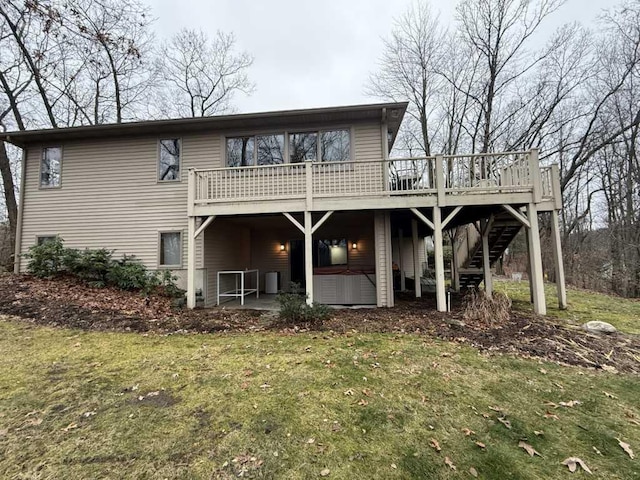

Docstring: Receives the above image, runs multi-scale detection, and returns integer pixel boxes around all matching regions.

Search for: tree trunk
[0,142,18,263]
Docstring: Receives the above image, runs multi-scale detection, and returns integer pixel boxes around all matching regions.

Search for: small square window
[158,139,181,181]
[37,236,57,246]
[159,231,182,267]
[40,147,62,187]
[321,129,350,162]
[289,132,317,163]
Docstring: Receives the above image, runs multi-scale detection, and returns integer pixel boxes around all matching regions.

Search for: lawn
[496,279,640,335]
[0,316,638,479]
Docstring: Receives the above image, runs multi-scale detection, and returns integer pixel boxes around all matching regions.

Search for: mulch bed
[1,274,639,374]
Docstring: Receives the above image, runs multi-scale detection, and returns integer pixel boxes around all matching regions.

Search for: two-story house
[4,102,566,315]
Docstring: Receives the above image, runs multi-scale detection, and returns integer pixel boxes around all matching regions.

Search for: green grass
[496,280,640,335]
[0,317,638,479]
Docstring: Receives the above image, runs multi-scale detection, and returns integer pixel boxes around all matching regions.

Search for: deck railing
[191,150,553,204]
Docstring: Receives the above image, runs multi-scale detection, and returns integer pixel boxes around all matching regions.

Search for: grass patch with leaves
[496,279,640,335]
[0,316,638,479]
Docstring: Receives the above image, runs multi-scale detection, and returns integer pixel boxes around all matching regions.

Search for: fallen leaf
[497,416,512,429]
[534,430,544,436]
[62,422,78,432]
[562,457,592,474]
[462,428,475,436]
[307,438,315,444]
[444,456,456,471]
[83,411,96,418]
[539,368,548,374]
[390,463,397,469]
[518,441,542,457]
[25,418,42,426]
[559,400,581,408]
[357,399,368,406]
[488,406,502,412]
[320,468,330,476]
[617,439,635,459]
[603,391,617,399]
[593,446,602,456]
[544,411,559,420]
[430,438,441,452]
[469,466,478,477]
[344,389,354,396]
[475,441,486,449]
[362,388,372,397]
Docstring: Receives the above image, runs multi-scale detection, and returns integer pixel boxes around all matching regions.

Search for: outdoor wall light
[352,242,358,250]
[280,243,286,251]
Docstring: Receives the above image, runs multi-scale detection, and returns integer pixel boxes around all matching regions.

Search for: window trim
[157,138,183,183]
[39,146,63,189]
[157,230,183,269]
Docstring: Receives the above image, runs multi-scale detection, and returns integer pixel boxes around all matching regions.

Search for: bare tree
[154,29,254,118]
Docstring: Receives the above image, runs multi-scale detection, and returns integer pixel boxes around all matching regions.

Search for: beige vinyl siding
[250,227,295,293]
[392,237,427,278]
[19,134,219,277]
[202,219,251,307]
[353,123,383,163]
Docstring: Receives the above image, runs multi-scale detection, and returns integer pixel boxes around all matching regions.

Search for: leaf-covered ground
[2,274,639,374]
[0,316,638,479]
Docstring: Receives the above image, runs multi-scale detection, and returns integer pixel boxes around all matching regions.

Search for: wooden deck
[188,150,560,216]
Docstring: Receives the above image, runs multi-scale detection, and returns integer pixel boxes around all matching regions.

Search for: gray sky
[150,0,607,113]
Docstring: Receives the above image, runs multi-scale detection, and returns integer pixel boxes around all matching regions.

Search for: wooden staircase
[456,213,522,289]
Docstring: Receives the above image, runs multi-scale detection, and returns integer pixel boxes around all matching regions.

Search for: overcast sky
[149,0,607,114]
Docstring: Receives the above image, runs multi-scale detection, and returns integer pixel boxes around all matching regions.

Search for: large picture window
[320,129,350,162]
[158,139,181,181]
[257,134,285,165]
[159,231,182,267]
[226,136,255,167]
[40,147,62,188]
[289,132,317,163]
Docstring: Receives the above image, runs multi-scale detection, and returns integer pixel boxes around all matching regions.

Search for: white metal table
[217,269,259,306]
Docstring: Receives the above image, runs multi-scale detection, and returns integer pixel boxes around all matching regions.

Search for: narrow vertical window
[321,129,350,162]
[158,139,181,181]
[40,147,62,187]
[289,132,317,163]
[226,137,255,166]
[159,231,182,267]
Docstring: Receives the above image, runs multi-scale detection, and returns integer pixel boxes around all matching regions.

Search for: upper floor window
[289,132,317,163]
[40,147,62,188]
[321,129,350,162]
[158,139,181,181]
[227,134,285,166]
[225,129,352,166]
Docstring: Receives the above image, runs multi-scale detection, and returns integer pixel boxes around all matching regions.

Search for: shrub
[107,255,151,291]
[23,237,66,278]
[23,238,183,299]
[276,283,331,327]
[462,289,512,326]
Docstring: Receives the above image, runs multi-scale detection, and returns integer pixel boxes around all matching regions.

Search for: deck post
[187,215,197,309]
[526,203,546,315]
[398,228,405,291]
[304,210,313,305]
[450,231,460,291]
[433,206,446,312]
[481,219,493,297]
[550,209,567,309]
[412,219,421,298]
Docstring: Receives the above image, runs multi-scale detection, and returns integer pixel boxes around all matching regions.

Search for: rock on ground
[582,320,617,334]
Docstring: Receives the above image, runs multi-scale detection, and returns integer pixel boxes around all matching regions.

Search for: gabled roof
[1,102,408,149]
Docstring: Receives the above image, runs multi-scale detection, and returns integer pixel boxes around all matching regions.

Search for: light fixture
[352,242,358,250]
[280,242,286,251]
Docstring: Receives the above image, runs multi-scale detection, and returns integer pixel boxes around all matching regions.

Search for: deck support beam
[433,206,446,312]
[398,228,405,291]
[481,216,494,297]
[304,211,314,305]
[412,219,421,298]
[526,203,546,315]
[550,209,567,309]
[187,215,197,309]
